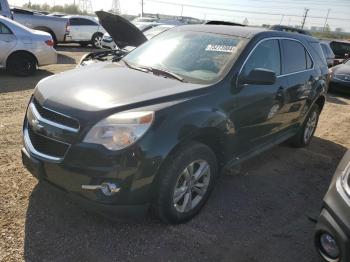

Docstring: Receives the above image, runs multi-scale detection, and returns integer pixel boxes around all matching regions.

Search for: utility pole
[279,14,284,25]
[180,4,183,17]
[323,9,331,31]
[301,8,309,29]
[141,0,144,17]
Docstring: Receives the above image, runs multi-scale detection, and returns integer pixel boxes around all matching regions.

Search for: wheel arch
[6,50,38,67]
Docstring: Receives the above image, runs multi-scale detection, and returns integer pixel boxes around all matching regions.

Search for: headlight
[341,162,350,196]
[83,111,154,151]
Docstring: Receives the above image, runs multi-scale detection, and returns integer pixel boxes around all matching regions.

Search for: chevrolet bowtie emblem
[31,119,44,132]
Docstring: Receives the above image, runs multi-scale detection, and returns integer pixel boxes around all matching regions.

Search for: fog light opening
[319,232,340,261]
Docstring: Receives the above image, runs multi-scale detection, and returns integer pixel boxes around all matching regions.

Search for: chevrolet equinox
[22,25,328,224]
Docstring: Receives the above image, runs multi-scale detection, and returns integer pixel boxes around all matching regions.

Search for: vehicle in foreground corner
[328,59,350,95]
[22,24,328,224]
[0,16,57,76]
[315,150,350,262]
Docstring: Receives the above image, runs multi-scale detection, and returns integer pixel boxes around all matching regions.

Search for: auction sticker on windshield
[205,45,235,52]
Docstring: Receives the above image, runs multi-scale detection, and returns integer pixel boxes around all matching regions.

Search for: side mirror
[241,68,276,85]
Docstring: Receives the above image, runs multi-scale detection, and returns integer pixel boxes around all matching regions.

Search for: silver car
[63,15,106,48]
[0,16,57,76]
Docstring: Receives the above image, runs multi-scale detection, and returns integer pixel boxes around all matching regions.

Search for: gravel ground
[0,46,349,262]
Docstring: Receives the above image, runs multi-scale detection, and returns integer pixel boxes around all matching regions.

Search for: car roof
[174,24,317,42]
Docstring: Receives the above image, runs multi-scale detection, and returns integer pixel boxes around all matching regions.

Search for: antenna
[111,0,121,14]
[78,0,93,14]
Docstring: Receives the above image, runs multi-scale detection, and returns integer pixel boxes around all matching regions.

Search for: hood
[333,63,350,75]
[95,11,147,48]
[34,62,206,114]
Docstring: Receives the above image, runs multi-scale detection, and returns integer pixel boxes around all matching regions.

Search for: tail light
[66,21,70,35]
[45,40,54,47]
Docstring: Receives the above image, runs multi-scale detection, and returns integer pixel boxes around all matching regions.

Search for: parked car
[0,16,57,76]
[320,42,335,68]
[0,0,69,45]
[327,40,350,63]
[63,15,105,48]
[22,24,328,224]
[101,20,161,49]
[315,150,350,262]
[270,25,312,36]
[328,59,350,95]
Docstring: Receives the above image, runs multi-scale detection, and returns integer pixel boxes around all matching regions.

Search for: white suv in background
[64,15,106,48]
[0,16,57,76]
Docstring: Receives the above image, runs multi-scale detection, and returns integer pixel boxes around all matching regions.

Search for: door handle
[0,40,11,43]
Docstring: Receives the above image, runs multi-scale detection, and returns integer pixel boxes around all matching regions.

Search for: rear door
[0,21,16,66]
[234,38,289,153]
[280,39,316,127]
[69,18,98,41]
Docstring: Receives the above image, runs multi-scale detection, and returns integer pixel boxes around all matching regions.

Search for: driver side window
[243,39,281,76]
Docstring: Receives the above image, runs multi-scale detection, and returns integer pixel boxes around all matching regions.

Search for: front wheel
[152,142,218,224]
[289,104,320,147]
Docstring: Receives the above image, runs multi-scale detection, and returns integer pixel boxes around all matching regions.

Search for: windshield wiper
[149,67,184,82]
[123,60,184,82]
[122,59,150,73]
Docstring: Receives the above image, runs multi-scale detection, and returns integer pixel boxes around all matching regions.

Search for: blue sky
[10,0,350,31]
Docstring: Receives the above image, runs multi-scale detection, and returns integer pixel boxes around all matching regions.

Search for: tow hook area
[81,182,120,196]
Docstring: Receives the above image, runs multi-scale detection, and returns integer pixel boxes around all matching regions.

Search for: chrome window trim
[236,36,316,87]
[30,102,79,133]
[23,127,67,162]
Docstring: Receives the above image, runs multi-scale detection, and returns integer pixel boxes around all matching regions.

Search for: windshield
[124,30,243,84]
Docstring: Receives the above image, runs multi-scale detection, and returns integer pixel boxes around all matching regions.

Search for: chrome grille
[27,124,70,159]
[32,98,80,130]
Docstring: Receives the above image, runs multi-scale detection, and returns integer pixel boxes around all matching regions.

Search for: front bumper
[315,178,350,261]
[329,78,350,95]
[22,146,151,219]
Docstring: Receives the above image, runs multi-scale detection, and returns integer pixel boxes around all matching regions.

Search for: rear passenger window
[243,39,281,76]
[282,40,312,73]
[0,23,12,34]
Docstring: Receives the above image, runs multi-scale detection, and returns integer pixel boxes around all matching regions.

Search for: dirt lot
[0,46,349,262]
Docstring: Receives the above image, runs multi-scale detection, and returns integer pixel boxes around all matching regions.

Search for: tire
[7,52,37,76]
[152,141,218,224]
[91,33,103,48]
[288,104,320,147]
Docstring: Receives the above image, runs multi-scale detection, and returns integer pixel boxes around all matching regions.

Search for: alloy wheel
[173,160,211,213]
[304,111,317,143]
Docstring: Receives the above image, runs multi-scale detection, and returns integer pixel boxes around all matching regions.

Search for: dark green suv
[22,25,328,224]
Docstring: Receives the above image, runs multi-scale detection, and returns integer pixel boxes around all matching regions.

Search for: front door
[231,39,289,154]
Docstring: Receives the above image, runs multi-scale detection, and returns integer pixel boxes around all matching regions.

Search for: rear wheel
[7,52,37,76]
[91,33,103,48]
[289,104,320,147]
[152,142,218,224]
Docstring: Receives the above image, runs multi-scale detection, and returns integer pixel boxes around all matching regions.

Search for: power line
[146,0,350,21]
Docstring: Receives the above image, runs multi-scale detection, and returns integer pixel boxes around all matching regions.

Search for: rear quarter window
[282,39,312,74]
